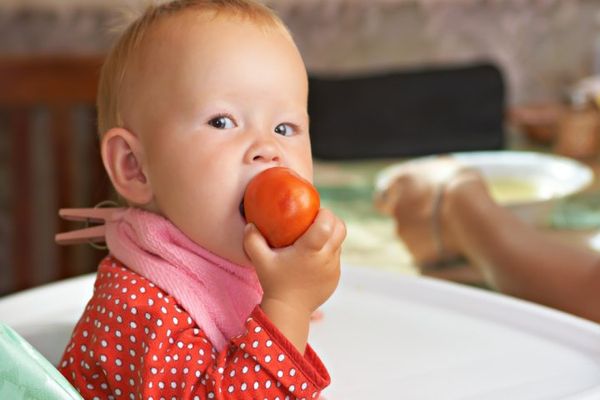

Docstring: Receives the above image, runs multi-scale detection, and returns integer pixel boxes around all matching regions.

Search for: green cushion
[0,322,82,400]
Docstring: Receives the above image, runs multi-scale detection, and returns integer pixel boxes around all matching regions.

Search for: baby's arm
[243,208,346,353]
[60,261,334,399]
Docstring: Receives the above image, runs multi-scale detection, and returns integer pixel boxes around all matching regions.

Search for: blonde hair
[97,0,289,136]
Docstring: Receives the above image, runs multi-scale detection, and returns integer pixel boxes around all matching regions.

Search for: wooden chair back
[0,55,112,295]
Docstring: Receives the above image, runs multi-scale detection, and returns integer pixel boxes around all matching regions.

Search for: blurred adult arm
[376,159,600,323]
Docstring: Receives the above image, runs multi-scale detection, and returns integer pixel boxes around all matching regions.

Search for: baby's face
[124,11,312,267]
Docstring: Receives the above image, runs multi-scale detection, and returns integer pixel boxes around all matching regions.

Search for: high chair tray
[1,266,599,399]
[311,265,600,399]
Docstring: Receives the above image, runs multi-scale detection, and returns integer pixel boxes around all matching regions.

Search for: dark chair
[0,55,112,295]
[308,63,505,159]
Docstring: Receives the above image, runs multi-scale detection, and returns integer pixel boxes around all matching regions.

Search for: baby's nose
[245,137,281,164]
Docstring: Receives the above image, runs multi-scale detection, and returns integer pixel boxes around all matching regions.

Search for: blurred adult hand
[374,157,483,267]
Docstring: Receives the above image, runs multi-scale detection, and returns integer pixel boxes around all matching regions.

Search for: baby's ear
[101,127,153,206]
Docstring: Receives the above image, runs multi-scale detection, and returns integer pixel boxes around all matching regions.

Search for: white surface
[375,151,594,207]
[312,267,600,399]
[1,267,600,399]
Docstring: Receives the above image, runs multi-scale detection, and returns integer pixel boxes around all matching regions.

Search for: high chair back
[0,55,112,295]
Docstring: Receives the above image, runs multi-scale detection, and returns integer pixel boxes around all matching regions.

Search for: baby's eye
[274,123,294,137]
[208,115,235,129]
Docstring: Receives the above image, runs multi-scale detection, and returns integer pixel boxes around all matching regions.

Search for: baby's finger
[327,215,347,252]
[243,223,273,268]
[296,208,336,251]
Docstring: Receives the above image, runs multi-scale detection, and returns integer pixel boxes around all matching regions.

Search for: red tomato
[243,167,320,248]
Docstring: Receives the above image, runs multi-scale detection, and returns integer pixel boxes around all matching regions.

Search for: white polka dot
[302,382,308,390]
[171,381,177,389]
[171,367,177,374]
[254,326,262,333]
[277,370,284,378]
[290,368,296,377]
[115,374,122,382]
[148,299,154,306]
[278,354,285,362]
[242,366,249,374]
[253,381,259,390]
[130,321,137,329]
[115,358,122,366]
[156,319,163,327]
[228,385,234,393]
[265,380,272,389]
[252,340,259,348]
[266,340,273,347]
[264,355,271,363]
[172,317,178,325]
[254,364,261,373]
[241,382,247,391]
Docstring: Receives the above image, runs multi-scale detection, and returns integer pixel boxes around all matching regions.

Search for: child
[57,1,346,398]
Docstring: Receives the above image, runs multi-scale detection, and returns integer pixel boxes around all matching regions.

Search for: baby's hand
[243,208,345,351]
[244,208,346,314]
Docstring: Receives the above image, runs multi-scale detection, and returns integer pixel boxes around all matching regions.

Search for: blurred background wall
[2,0,600,295]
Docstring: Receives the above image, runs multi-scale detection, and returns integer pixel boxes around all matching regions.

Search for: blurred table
[313,155,600,286]
[313,159,418,274]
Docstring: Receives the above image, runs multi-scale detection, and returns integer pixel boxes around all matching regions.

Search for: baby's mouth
[239,199,246,220]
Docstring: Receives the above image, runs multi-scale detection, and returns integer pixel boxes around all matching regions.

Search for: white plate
[375,151,593,207]
[1,267,600,399]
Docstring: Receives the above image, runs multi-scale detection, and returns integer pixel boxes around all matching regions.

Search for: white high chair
[0,274,93,399]
[1,266,600,399]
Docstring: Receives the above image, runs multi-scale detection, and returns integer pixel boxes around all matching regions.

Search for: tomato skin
[244,167,320,248]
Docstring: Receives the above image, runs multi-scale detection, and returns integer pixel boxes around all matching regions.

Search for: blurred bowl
[376,151,594,225]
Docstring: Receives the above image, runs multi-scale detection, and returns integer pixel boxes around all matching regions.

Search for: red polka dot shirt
[59,257,330,399]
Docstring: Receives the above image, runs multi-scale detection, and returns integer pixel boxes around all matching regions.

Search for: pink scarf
[104,208,263,351]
